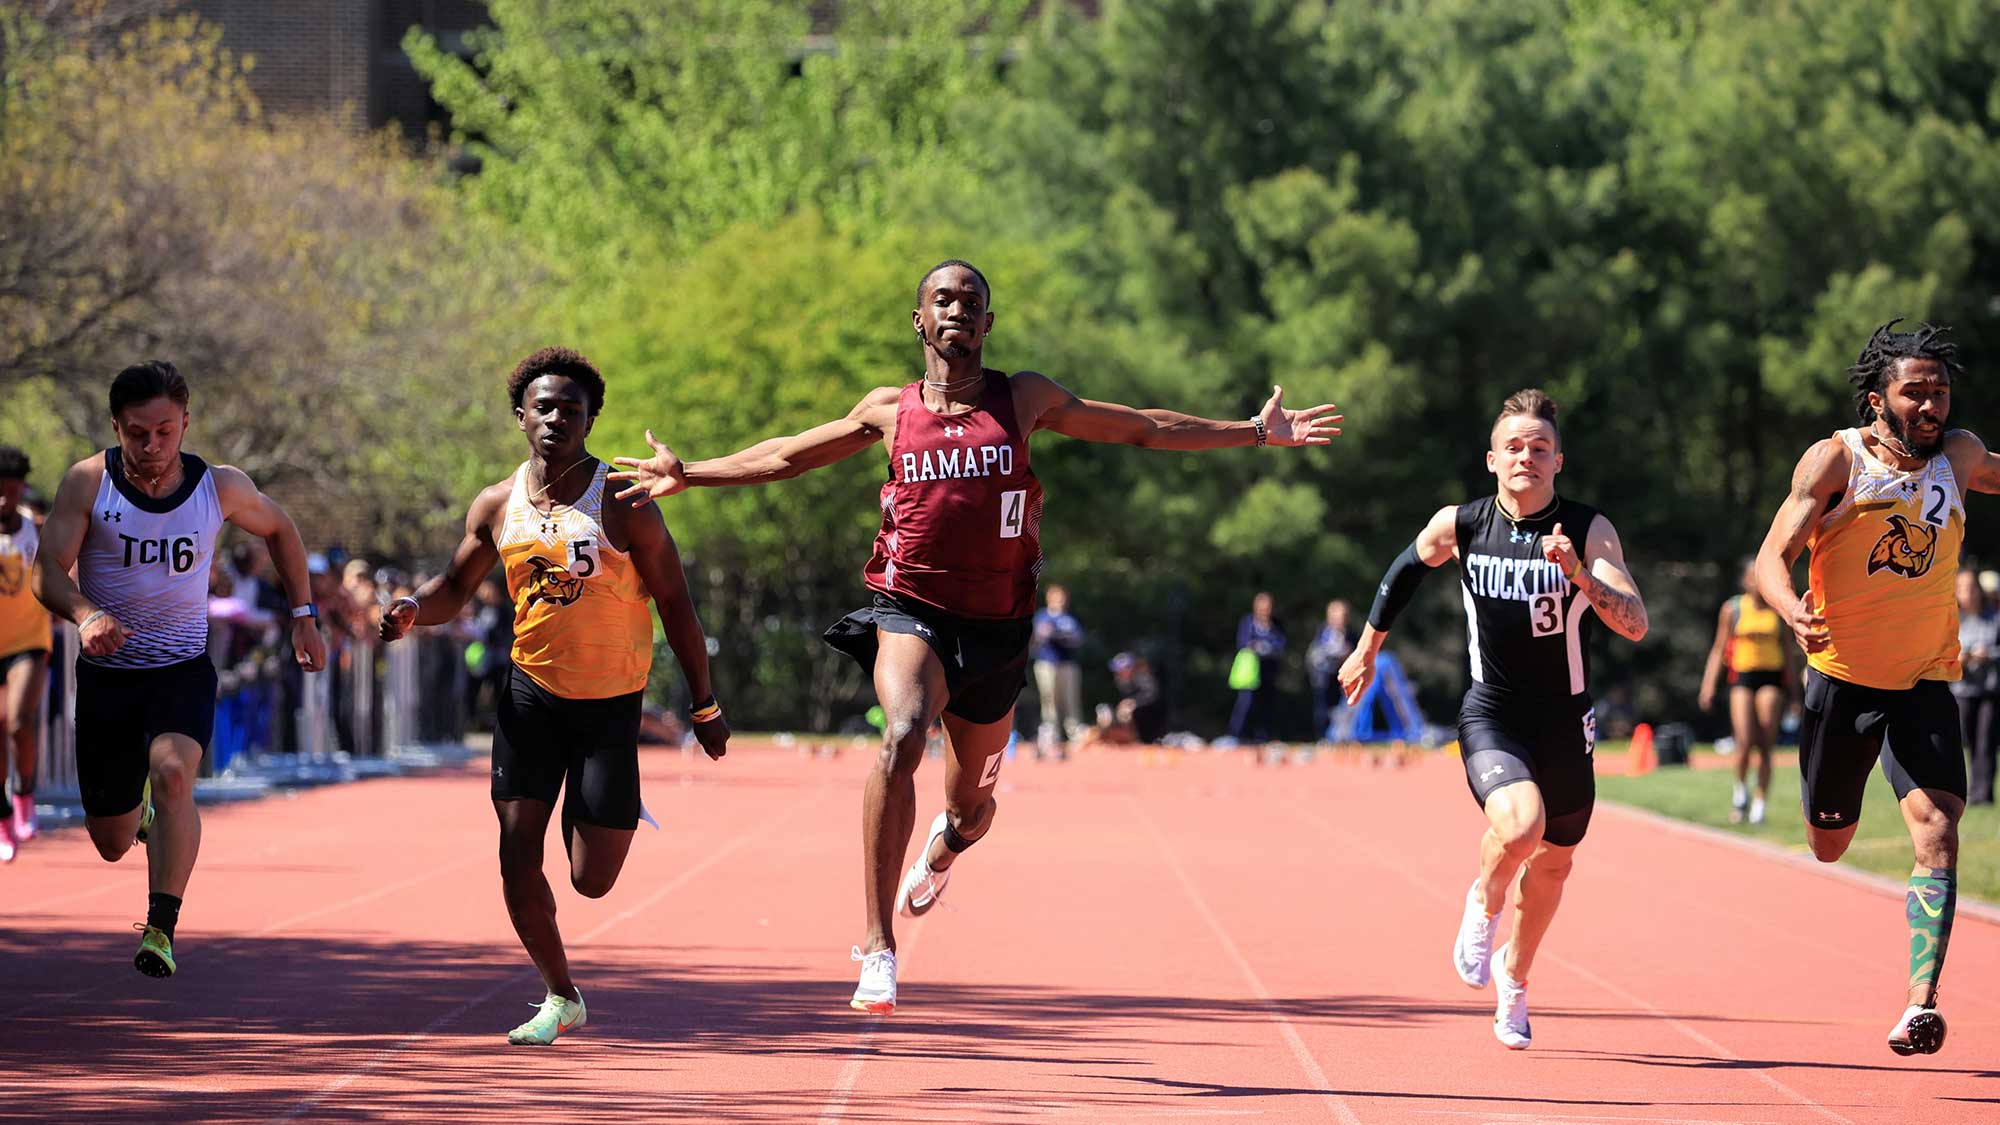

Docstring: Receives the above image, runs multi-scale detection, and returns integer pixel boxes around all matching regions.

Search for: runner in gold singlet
[1698,559,1793,825]
[1754,320,2000,1057]
[380,347,729,1046]
[0,447,51,858]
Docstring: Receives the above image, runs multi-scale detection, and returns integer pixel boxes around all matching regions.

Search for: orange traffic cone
[1627,722,1656,776]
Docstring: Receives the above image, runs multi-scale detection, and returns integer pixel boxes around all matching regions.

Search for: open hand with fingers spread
[608,430,689,501]
[1259,385,1343,447]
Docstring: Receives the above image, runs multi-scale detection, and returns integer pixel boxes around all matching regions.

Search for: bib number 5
[568,538,601,580]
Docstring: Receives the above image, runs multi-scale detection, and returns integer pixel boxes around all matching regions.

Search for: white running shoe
[1887,1003,1946,1056]
[850,946,897,1014]
[1748,796,1767,825]
[896,812,954,918]
[0,815,15,863]
[1492,944,1531,1049]
[507,988,586,1046]
[1453,881,1499,988]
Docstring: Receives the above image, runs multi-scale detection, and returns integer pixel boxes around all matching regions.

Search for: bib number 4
[1000,490,1026,539]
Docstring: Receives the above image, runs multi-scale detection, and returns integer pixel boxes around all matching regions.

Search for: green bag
[1228,647,1262,691]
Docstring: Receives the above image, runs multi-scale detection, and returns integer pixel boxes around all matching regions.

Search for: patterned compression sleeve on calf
[1907,868,1957,1007]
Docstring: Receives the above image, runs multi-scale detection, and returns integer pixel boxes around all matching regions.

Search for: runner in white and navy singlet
[34,360,325,980]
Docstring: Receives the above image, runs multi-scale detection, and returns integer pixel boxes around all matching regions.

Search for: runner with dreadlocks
[1753,319,1987,1055]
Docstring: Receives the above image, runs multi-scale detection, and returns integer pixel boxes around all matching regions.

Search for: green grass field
[1594,741,2000,904]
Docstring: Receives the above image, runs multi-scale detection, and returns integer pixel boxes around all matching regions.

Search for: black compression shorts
[1457,683,1597,847]
[1798,667,1964,830]
[75,655,217,818]
[491,667,644,830]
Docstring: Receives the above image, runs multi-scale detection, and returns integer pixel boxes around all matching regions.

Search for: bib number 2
[1530,593,1564,637]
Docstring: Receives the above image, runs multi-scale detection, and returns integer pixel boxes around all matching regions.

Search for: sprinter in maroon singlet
[611,261,1341,1013]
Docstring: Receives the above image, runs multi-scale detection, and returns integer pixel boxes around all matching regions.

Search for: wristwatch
[291,603,318,620]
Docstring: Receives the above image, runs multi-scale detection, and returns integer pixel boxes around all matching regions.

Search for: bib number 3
[1530,593,1564,637]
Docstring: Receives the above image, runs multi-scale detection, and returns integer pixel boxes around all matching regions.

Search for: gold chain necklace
[527,456,594,514]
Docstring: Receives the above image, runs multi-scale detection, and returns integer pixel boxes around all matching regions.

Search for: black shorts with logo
[491,666,644,830]
[1457,683,1598,847]
[75,655,217,818]
[824,592,1033,725]
[1798,667,1965,830]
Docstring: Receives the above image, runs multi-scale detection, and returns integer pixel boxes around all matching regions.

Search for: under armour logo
[103,509,121,523]
[541,521,558,536]
[914,624,933,637]
[942,425,967,438]
[1816,811,1842,822]
[1480,764,1505,782]
[1508,528,1535,545]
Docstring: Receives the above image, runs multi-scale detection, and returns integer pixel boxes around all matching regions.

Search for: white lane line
[1287,798,1850,1125]
[1131,796,1364,1125]
[815,915,928,1125]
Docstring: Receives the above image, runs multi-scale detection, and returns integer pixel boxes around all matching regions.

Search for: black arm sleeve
[1367,542,1435,632]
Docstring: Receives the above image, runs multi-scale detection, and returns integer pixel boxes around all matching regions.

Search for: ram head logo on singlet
[522,555,584,608]
[1867,514,1937,579]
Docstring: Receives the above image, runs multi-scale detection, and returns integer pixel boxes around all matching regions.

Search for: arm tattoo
[1574,567,1647,640]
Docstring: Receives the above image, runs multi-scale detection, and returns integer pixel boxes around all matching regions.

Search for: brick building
[182,0,488,139]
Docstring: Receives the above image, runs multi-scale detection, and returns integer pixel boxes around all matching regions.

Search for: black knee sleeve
[943,819,977,853]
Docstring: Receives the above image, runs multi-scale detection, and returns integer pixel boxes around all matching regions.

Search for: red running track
[2,743,1994,1123]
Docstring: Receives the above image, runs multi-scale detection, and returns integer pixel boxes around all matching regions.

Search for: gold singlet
[1806,429,1963,690]
[0,509,51,659]
[1726,596,1785,675]
[498,461,652,699]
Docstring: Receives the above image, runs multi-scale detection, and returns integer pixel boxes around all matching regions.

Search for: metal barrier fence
[31,624,470,805]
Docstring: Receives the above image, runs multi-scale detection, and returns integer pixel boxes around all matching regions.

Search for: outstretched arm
[610,387,901,501]
[379,486,506,642]
[1542,515,1648,642]
[1020,372,1340,450]
[216,465,327,672]
[625,498,729,760]
[1755,438,1846,654]
[1339,505,1458,705]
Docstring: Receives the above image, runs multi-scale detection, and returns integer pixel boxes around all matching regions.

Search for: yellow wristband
[691,701,722,723]
[1563,560,1583,583]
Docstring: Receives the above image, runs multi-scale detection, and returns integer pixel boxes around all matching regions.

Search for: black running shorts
[74,655,218,818]
[1728,669,1783,693]
[1457,683,1597,847]
[1798,667,1964,830]
[491,666,644,830]
[824,592,1033,725]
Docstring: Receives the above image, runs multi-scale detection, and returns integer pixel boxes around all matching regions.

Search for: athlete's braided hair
[1849,319,1960,423]
[507,346,605,417]
[916,259,990,307]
